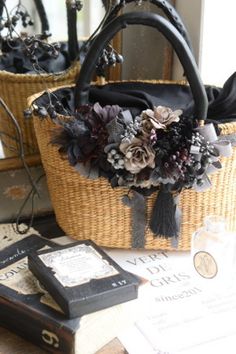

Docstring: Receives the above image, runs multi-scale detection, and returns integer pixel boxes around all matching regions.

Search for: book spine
[0,297,75,354]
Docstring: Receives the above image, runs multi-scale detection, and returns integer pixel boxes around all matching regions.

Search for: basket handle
[34,0,50,34]
[35,1,79,63]
[34,0,79,62]
[103,0,193,52]
[75,12,208,120]
[66,3,79,62]
[0,1,4,18]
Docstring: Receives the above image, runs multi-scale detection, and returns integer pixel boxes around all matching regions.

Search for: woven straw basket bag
[29,12,236,250]
[0,0,80,156]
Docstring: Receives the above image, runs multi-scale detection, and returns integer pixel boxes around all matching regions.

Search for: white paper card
[39,244,118,287]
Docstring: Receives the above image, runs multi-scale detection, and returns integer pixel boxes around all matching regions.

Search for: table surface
[0,327,126,354]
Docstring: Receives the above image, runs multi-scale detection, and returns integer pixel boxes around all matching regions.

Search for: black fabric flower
[51,103,121,167]
[51,118,97,166]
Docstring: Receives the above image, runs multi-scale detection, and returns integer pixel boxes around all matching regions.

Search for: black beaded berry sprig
[0,0,35,39]
[66,0,83,11]
[96,44,124,76]
[23,35,61,65]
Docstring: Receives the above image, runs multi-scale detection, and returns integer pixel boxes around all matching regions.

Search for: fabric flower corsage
[51,102,232,241]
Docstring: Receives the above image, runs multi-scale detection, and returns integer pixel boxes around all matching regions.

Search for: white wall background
[173,0,236,87]
[200,0,236,86]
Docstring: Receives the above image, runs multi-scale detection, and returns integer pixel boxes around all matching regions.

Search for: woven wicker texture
[30,82,236,250]
[0,63,80,157]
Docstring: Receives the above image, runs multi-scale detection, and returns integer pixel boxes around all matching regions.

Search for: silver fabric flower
[141,106,182,130]
[120,137,155,174]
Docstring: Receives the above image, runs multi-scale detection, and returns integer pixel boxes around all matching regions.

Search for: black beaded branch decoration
[0,0,35,38]
[96,44,123,76]
[0,0,56,71]
[0,0,124,76]
[23,35,61,66]
[85,0,125,76]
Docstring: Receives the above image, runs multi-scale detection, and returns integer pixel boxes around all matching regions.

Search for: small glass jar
[191,215,236,285]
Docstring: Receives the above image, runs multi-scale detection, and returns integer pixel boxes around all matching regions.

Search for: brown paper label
[193,251,218,279]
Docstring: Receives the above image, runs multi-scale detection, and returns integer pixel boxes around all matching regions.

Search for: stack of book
[0,225,140,354]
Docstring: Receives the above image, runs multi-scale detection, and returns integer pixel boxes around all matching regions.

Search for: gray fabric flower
[120,137,155,174]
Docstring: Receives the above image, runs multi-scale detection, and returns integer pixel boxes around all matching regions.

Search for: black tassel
[150,184,181,238]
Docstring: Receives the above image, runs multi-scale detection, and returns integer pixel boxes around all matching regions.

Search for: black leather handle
[103,0,193,52]
[33,0,50,34]
[75,12,208,120]
[150,0,193,52]
[34,1,78,63]
[0,0,4,18]
[66,4,79,62]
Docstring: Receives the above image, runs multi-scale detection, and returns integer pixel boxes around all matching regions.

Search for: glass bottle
[191,215,236,286]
